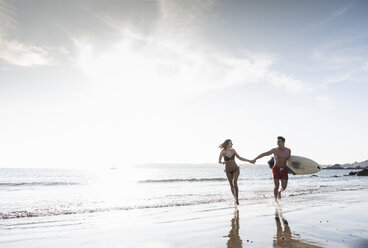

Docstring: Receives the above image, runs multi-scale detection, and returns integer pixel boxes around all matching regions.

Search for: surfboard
[286,155,322,175]
[268,156,322,175]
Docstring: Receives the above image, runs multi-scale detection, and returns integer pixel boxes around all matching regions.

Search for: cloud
[0,0,306,92]
[0,0,17,35]
[364,62,368,71]
[317,96,331,105]
[267,71,305,94]
[72,29,306,98]
[316,96,334,110]
[0,1,50,67]
[0,38,50,66]
[323,73,351,86]
[310,36,368,89]
[311,3,353,29]
[312,36,367,70]
[72,0,306,96]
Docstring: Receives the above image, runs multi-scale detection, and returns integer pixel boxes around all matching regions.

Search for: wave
[139,178,228,183]
[0,198,229,219]
[288,185,368,197]
[1,186,367,220]
[0,182,81,187]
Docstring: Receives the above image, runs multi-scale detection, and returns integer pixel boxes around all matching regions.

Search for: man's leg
[273,179,280,202]
[278,179,288,199]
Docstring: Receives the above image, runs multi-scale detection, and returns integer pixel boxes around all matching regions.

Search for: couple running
[218,136,291,204]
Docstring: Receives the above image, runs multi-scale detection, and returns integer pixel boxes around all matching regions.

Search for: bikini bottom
[225,167,239,174]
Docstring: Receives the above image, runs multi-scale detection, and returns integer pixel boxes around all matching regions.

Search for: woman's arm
[234,150,251,163]
[218,150,225,164]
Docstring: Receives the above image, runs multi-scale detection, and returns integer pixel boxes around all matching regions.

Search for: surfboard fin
[287,167,296,175]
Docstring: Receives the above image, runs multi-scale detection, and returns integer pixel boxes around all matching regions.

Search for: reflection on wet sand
[273,207,322,248]
[227,209,242,248]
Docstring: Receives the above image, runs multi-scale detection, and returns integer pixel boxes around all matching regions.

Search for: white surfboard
[286,155,322,175]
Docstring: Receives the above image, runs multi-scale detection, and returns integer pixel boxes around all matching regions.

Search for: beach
[1,166,367,248]
[2,1,368,247]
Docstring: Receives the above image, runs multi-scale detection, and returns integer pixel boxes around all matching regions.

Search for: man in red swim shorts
[272,166,288,180]
[251,136,291,202]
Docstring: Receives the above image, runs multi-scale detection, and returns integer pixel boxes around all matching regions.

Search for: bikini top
[224,153,235,161]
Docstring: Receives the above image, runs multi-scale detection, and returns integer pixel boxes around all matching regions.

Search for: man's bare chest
[275,149,289,159]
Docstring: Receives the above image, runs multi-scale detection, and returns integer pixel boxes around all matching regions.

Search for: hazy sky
[1,0,367,168]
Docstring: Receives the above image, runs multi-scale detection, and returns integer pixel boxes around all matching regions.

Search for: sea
[0,164,367,220]
[0,164,368,248]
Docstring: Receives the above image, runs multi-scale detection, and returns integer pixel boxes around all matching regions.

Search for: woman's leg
[226,172,235,197]
[233,169,240,204]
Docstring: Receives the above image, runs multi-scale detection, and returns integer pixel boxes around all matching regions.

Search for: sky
[0,0,367,169]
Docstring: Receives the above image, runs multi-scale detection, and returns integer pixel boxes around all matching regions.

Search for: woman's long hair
[219,139,231,150]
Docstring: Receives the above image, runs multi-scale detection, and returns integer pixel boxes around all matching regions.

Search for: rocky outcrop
[342,160,368,169]
[325,164,344,169]
[349,168,368,176]
[326,162,368,170]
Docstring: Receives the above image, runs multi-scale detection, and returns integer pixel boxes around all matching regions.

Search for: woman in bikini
[218,139,252,205]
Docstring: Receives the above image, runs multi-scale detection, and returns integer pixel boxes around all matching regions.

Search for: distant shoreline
[323,167,365,170]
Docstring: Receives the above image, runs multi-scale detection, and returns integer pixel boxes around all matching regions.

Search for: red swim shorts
[272,166,288,180]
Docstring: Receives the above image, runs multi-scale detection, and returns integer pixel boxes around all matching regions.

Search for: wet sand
[1,190,368,248]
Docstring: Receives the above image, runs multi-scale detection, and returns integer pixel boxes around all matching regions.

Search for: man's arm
[287,148,291,159]
[251,149,274,163]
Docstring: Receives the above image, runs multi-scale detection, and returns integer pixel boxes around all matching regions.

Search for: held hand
[250,159,256,164]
